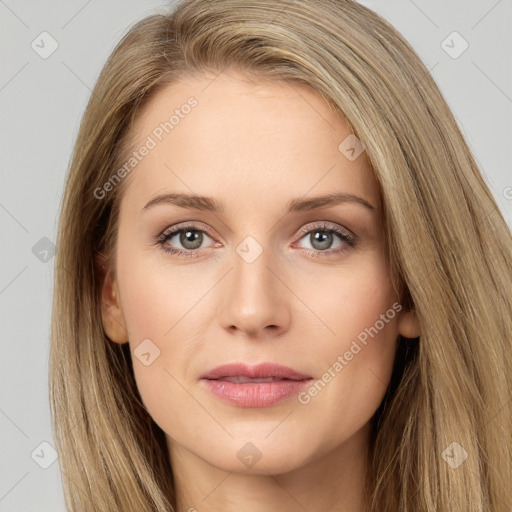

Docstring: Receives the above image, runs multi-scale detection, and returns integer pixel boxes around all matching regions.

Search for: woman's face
[99,72,419,475]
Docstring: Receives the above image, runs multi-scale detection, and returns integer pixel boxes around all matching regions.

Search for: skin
[98,72,420,512]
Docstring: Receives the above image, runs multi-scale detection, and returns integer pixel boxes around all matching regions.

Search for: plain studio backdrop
[0,1,510,510]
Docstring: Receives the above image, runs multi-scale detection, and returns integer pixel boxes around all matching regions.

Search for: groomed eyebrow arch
[141,192,377,215]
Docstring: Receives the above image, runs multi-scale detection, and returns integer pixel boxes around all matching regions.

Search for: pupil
[312,231,332,250]
[181,230,202,249]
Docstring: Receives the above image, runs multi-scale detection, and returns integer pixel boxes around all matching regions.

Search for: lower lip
[201,378,312,407]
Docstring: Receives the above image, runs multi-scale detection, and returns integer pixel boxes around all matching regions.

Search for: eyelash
[155,222,357,259]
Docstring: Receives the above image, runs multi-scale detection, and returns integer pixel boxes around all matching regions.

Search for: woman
[49,0,512,510]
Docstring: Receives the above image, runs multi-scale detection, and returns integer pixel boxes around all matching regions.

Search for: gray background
[1,0,510,510]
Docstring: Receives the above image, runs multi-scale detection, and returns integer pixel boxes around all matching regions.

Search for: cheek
[117,249,205,341]
[115,247,226,437]
[295,253,398,348]
[299,313,397,446]
[293,254,399,425]
[114,249,194,416]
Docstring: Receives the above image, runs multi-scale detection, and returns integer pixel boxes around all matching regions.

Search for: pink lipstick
[200,362,313,407]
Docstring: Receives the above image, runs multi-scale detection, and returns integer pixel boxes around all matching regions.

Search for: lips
[222,376,287,383]
[199,362,312,381]
[200,363,313,407]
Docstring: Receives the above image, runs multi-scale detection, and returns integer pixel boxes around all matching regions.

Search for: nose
[217,244,291,339]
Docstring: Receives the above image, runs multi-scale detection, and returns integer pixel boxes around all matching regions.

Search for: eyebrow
[141,192,377,215]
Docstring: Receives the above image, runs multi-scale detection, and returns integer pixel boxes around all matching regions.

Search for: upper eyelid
[296,222,352,237]
[162,222,215,239]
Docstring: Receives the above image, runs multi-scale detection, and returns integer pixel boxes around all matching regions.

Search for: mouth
[211,376,305,383]
[200,362,313,407]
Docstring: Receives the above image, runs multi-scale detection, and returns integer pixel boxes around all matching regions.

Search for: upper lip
[200,362,312,381]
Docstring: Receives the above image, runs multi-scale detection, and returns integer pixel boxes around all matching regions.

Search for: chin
[198,436,315,475]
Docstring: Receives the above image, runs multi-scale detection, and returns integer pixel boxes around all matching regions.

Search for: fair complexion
[98,72,420,512]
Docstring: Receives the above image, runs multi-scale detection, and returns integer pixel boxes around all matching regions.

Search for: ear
[397,308,421,339]
[95,252,129,344]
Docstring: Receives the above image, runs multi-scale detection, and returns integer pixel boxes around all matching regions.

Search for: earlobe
[398,309,421,339]
[95,253,129,344]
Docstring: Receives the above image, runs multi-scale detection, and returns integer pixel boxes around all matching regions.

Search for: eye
[156,221,357,259]
[157,223,217,257]
[293,222,357,258]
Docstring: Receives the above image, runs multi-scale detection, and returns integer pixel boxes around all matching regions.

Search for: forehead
[120,73,380,216]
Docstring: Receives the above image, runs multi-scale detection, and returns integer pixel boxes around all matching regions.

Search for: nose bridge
[218,234,290,336]
[235,239,273,299]
[233,237,277,311]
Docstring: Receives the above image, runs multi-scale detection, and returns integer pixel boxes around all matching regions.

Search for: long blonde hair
[49,1,512,510]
